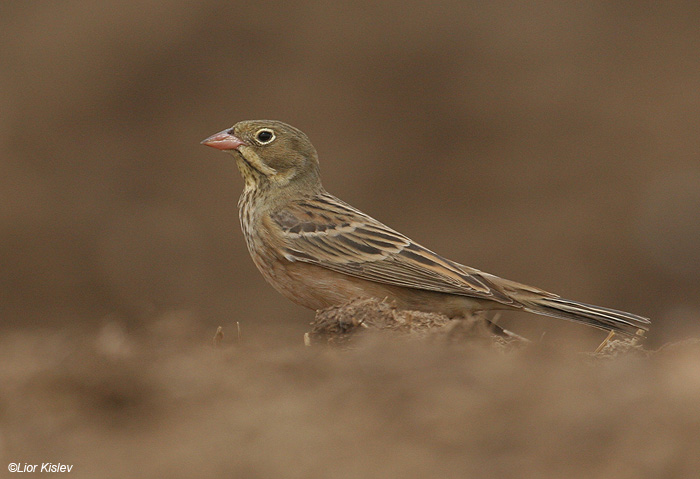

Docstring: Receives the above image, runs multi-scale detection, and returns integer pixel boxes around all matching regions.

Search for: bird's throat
[235,156,263,188]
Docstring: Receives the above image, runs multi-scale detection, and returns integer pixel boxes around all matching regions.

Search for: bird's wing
[269,192,520,306]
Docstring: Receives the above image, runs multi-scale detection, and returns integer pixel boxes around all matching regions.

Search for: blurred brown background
[2,1,700,344]
[3,3,700,478]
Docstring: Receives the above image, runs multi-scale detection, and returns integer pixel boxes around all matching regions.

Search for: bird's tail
[522,296,650,337]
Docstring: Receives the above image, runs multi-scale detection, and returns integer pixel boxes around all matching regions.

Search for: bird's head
[202,120,322,192]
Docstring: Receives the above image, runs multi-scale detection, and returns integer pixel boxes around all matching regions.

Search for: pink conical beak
[201,129,247,150]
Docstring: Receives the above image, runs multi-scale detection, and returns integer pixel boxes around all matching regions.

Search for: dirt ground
[3,306,700,478]
[2,2,700,477]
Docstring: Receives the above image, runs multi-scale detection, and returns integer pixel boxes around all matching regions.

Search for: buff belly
[258,257,494,318]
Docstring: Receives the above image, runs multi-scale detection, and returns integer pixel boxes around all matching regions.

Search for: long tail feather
[523,297,650,336]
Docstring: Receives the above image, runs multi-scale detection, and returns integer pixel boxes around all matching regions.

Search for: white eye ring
[254,128,276,145]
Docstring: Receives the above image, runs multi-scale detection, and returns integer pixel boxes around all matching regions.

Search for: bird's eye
[255,128,275,145]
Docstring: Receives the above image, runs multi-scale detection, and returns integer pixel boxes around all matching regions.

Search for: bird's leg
[487,316,530,342]
[594,330,616,353]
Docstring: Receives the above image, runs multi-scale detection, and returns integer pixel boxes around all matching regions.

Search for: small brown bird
[202,120,650,336]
